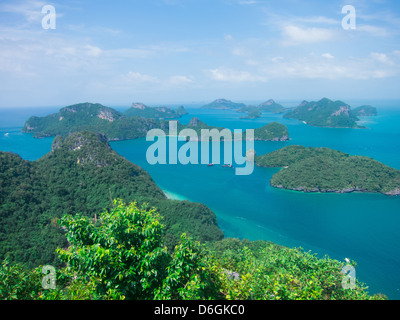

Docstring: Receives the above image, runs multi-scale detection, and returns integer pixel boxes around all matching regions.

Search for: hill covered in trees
[201,99,247,110]
[237,99,288,118]
[253,122,289,141]
[0,201,385,300]
[0,131,223,268]
[22,102,289,142]
[124,103,188,119]
[283,98,377,128]
[255,145,400,195]
[22,102,167,141]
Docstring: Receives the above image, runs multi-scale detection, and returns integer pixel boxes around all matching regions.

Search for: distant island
[23,102,165,141]
[258,99,288,114]
[200,97,378,128]
[23,102,289,142]
[255,145,400,195]
[283,98,377,128]
[249,122,289,141]
[351,105,378,117]
[201,98,246,110]
[237,99,288,119]
[125,102,188,119]
[238,106,261,119]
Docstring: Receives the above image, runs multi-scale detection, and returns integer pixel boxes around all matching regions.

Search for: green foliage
[22,102,166,140]
[208,238,386,300]
[0,204,386,300]
[255,145,400,194]
[155,233,222,300]
[57,200,170,299]
[41,200,220,300]
[283,98,361,128]
[0,131,223,268]
[0,258,41,300]
[252,122,289,141]
[258,99,287,113]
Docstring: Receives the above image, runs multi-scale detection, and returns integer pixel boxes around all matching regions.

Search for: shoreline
[162,189,189,201]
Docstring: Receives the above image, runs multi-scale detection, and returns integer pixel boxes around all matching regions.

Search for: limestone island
[283,98,377,128]
[23,103,289,142]
[255,145,400,196]
[201,98,246,110]
[125,102,188,119]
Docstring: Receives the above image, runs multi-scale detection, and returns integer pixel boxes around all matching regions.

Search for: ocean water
[1,101,400,299]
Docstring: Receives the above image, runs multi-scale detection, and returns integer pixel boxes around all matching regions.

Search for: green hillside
[258,99,287,113]
[0,202,385,300]
[124,103,188,119]
[0,132,223,268]
[253,122,289,141]
[283,98,361,128]
[23,102,167,141]
[201,99,247,110]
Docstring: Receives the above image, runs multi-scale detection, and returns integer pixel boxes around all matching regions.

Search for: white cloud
[371,52,392,64]
[282,25,335,45]
[0,0,46,22]
[232,47,249,57]
[322,53,335,59]
[209,67,267,83]
[260,53,400,80]
[124,72,158,83]
[294,16,339,25]
[238,0,257,5]
[357,25,388,37]
[271,56,284,62]
[168,75,193,85]
[85,45,102,57]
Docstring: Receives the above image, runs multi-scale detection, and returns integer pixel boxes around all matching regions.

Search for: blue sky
[0,0,399,108]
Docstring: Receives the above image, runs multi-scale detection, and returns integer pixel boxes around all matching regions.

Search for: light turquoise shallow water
[1,102,400,299]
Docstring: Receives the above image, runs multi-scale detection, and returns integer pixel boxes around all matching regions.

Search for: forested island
[22,102,289,142]
[351,105,378,117]
[201,98,246,110]
[125,103,188,119]
[202,97,378,129]
[237,99,288,117]
[283,98,377,128]
[22,102,199,141]
[258,99,288,114]
[23,102,165,140]
[255,145,400,195]
[0,132,385,300]
[239,107,262,119]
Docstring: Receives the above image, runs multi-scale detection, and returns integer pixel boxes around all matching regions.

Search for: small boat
[222,164,233,168]
[4,133,9,137]
[207,163,214,167]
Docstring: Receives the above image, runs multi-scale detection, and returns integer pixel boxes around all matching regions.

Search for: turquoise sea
[1,100,400,299]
